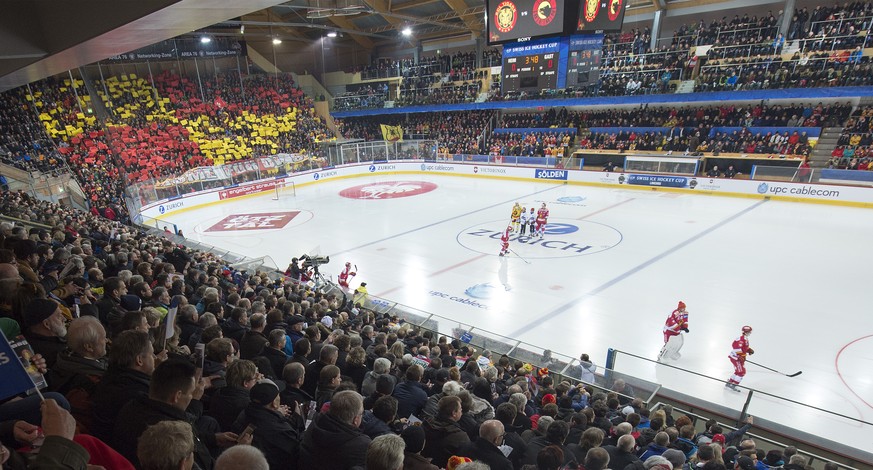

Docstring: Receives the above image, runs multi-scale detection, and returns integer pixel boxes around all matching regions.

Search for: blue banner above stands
[589,127,694,135]
[493,127,577,135]
[708,127,822,138]
[330,86,873,118]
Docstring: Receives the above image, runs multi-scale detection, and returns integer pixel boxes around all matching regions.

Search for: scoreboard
[565,34,603,86]
[487,0,571,44]
[502,52,560,91]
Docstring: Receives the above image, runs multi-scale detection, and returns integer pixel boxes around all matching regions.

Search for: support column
[780,0,796,38]
[651,9,664,52]
[413,42,422,64]
[475,37,484,68]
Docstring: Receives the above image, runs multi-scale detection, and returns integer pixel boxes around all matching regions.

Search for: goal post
[272,181,296,200]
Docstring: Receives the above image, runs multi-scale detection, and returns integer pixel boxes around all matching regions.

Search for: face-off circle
[340,181,438,200]
[457,218,622,258]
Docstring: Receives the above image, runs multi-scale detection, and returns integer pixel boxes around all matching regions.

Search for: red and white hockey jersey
[729,335,751,360]
[663,309,689,334]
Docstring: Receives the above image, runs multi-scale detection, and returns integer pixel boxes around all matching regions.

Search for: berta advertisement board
[138,160,873,221]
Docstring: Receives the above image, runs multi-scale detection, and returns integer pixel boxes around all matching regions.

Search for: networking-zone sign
[535,169,568,180]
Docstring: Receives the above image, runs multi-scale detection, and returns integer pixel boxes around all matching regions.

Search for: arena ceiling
[1,0,736,92]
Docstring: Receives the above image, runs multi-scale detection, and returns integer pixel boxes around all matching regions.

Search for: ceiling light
[273,38,282,45]
[240,25,245,34]
[402,27,412,36]
[200,36,211,44]
[327,31,338,38]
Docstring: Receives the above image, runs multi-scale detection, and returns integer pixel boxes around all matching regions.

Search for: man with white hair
[604,434,640,470]
[47,316,108,397]
[215,445,269,470]
[458,419,513,470]
[366,434,405,470]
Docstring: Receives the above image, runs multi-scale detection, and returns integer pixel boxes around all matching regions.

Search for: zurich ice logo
[158,205,165,214]
[544,223,579,235]
[313,173,320,180]
[369,164,376,172]
[465,283,497,299]
[757,183,768,194]
[557,196,585,203]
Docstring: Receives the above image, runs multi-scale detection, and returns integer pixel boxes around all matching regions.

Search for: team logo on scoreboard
[495,1,518,33]
[608,0,623,21]
[583,0,599,24]
[533,0,557,27]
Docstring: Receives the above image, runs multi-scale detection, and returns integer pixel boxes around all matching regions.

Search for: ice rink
[160,173,873,452]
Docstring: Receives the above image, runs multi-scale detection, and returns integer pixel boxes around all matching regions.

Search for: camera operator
[285,258,301,282]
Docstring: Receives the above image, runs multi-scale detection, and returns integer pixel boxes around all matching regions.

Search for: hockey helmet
[742,325,753,334]
[677,301,686,310]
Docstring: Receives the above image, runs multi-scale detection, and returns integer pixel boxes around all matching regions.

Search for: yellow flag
[380,124,403,142]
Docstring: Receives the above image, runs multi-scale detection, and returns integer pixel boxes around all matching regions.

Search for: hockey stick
[508,248,531,264]
[746,360,802,377]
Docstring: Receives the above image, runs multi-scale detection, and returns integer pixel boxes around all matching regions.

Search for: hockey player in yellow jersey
[510,202,522,232]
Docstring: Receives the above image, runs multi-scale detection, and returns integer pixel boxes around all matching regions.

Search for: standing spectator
[209,359,257,431]
[260,329,289,378]
[239,313,268,360]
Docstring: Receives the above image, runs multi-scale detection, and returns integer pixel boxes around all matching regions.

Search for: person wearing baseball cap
[735,455,756,470]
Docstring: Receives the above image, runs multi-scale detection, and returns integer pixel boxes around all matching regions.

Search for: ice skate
[724,382,740,392]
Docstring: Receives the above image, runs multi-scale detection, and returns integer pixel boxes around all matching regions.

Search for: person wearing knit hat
[401,425,438,469]
[446,456,472,470]
[712,434,726,446]
[23,298,67,368]
[236,379,303,470]
[662,449,687,469]
[659,301,689,362]
[541,394,557,407]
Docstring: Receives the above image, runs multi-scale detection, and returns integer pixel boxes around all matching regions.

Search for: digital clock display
[502,52,560,91]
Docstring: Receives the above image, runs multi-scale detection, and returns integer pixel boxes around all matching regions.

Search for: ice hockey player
[535,203,549,238]
[338,261,356,289]
[528,208,536,235]
[658,301,689,361]
[520,207,530,235]
[726,326,754,391]
[510,202,522,232]
[499,225,511,256]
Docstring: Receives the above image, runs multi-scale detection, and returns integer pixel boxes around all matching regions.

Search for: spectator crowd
[0,187,833,470]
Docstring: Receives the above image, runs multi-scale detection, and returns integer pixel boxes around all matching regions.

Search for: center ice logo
[339,181,438,199]
[456,218,622,258]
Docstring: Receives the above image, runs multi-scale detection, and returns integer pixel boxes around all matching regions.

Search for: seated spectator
[366,433,406,470]
[137,420,196,470]
[303,344,338,397]
[458,419,513,470]
[46,316,108,430]
[113,360,227,469]
[315,364,342,412]
[214,445,269,470]
[422,395,470,468]
[222,307,249,343]
[91,330,156,441]
[232,380,302,469]
[280,362,313,419]
[361,395,400,439]
[203,337,234,395]
[239,313,268,360]
[22,298,67,368]
[259,328,288,378]
[393,364,428,420]
[298,390,371,469]
[522,419,574,466]
[209,359,257,431]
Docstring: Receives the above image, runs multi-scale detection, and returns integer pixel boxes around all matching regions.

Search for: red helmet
[742,325,753,334]
[677,301,686,310]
